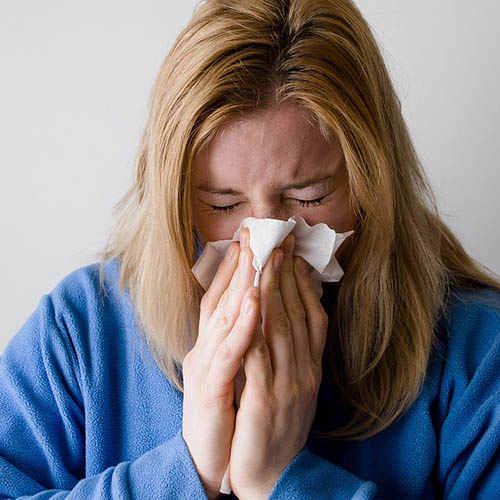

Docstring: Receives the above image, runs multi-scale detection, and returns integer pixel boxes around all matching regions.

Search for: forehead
[193,105,343,188]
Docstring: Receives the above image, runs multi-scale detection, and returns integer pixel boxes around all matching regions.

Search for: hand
[228,233,329,500]
[182,228,259,500]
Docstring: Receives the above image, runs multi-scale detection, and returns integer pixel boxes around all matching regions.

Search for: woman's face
[192,104,357,265]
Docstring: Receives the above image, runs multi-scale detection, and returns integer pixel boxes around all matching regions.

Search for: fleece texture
[1,257,500,499]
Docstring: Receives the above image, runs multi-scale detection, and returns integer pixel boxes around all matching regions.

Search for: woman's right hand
[182,228,260,500]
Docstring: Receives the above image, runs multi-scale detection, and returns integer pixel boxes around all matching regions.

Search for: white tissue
[192,215,354,298]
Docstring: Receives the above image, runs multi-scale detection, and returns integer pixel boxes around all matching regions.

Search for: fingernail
[274,250,283,272]
[242,229,249,247]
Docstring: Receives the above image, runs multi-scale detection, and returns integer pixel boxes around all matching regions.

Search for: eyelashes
[297,196,327,207]
[210,204,238,213]
[209,195,327,213]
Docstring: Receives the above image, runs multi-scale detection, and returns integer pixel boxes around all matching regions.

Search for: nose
[249,202,289,221]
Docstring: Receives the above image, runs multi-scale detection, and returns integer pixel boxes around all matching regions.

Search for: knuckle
[217,289,230,308]
[261,283,278,302]
[254,338,269,358]
[270,276,280,291]
[281,257,294,273]
[215,311,232,330]
[263,272,280,292]
[316,310,329,332]
[290,299,306,321]
[216,342,234,363]
[276,311,291,336]
[199,293,213,312]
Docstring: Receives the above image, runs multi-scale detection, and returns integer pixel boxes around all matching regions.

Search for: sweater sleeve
[267,447,379,499]
[0,295,209,500]
[435,290,500,499]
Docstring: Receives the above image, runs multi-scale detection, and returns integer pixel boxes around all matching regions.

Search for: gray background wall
[1,0,499,353]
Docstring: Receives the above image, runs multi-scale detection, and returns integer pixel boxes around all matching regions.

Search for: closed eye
[209,203,239,213]
[209,195,328,213]
[296,195,327,207]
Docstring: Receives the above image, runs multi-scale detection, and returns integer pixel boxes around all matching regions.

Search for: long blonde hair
[97,0,500,440]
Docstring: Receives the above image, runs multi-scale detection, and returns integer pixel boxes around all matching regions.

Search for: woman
[1,0,499,498]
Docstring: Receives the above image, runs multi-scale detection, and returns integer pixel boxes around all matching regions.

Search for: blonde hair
[97,0,500,440]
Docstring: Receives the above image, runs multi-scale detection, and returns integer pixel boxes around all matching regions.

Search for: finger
[259,246,294,379]
[221,228,257,317]
[243,316,273,393]
[199,240,240,327]
[293,256,329,368]
[207,228,256,332]
[278,233,311,370]
[209,286,261,393]
[201,228,256,359]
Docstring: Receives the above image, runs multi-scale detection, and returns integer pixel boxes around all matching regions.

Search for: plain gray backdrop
[1,0,499,353]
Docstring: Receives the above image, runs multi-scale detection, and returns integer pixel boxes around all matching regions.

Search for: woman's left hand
[229,233,329,500]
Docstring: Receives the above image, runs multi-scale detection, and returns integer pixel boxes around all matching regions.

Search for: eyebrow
[196,174,334,195]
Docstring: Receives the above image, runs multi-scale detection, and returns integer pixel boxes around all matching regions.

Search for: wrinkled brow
[196,174,334,195]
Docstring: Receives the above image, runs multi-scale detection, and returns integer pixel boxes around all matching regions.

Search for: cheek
[321,187,357,233]
[193,213,239,245]
[304,203,356,234]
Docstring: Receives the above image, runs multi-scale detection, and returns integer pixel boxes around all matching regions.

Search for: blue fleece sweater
[1,257,500,499]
